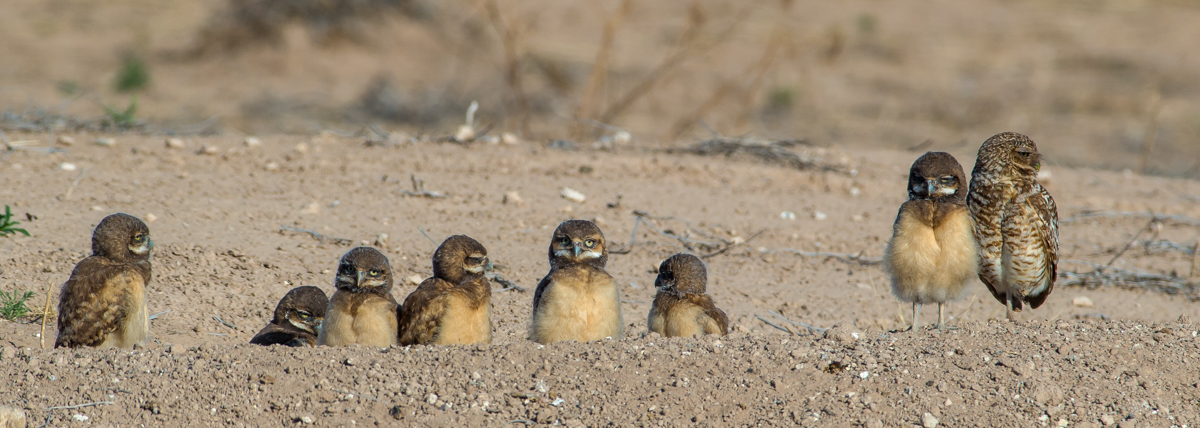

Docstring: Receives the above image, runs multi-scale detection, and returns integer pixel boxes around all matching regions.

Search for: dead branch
[44,401,113,410]
[1103,218,1158,269]
[63,167,88,200]
[1059,260,1198,300]
[768,310,827,334]
[770,248,882,266]
[213,315,237,329]
[391,175,449,198]
[1062,211,1200,228]
[40,281,53,349]
[572,0,632,140]
[667,137,846,172]
[489,274,526,292]
[280,225,353,246]
[149,310,170,320]
[756,314,796,335]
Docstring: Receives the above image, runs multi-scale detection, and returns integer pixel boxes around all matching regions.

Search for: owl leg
[936,302,958,331]
[908,302,921,331]
[1005,293,1018,322]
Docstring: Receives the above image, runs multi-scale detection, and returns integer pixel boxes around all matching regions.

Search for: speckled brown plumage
[250,286,328,347]
[55,213,153,349]
[397,235,493,346]
[883,152,978,331]
[317,247,399,347]
[529,220,623,343]
[967,132,1060,320]
[647,253,729,337]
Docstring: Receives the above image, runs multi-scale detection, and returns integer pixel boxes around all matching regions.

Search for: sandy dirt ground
[2,134,1200,426]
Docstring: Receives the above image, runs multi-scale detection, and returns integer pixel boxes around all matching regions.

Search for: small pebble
[922,412,939,428]
[425,393,438,405]
[244,137,262,147]
[813,211,828,221]
[165,138,186,149]
[56,136,75,146]
[407,275,423,285]
[503,191,523,206]
[72,414,89,422]
[560,187,586,203]
[1072,296,1094,308]
[145,213,158,223]
[613,131,632,145]
[501,133,520,145]
[455,125,474,142]
[300,415,314,424]
[59,162,77,171]
[94,138,116,147]
[198,145,220,155]
[780,211,796,220]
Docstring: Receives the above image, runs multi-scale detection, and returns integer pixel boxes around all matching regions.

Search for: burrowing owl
[317,247,399,347]
[967,132,1059,320]
[250,286,328,347]
[529,220,623,343]
[883,152,978,331]
[648,253,729,337]
[397,235,493,346]
[56,213,153,348]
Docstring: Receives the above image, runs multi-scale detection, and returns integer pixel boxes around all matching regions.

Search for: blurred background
[2,0,1198,177]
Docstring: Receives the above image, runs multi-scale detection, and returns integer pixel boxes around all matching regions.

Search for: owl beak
[356,270,366,286]
[148,238,155,251]
[486,260,494,272]
[572,242,583,257]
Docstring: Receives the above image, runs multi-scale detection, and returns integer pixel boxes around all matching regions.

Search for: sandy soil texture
[2,134,1200,426]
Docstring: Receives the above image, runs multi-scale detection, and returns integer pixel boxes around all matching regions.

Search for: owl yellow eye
[296,310,312,320]
[132,234,145,242]
[939,176,954,185]
[585,239,596,247]
[368,269,382,277]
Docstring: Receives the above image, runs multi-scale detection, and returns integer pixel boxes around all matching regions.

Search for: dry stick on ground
[756,315,796,335]
[1102,218,1158,270]
[149,310,169,320]
[571,0,632,140]
[393,175,449,198]
[484,0,532,136]
[770,248,882,266]
[63,167,88,200]
[1059,260,1198,300]
[768,310,827,334]
[279,225,353,246]
[488,274,526,293]
[213,315,237,329]
[622,210,762,258]
[668,137,842,172]
[1061,211,1200,228]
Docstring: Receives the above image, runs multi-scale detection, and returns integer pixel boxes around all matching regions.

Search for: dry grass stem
[279,225,353,246]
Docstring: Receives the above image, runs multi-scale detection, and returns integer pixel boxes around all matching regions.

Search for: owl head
[548,220,607,269]
[907,151,967,202]
[91,213,153,263]
[334,247,393,294]
[655,253,708,295]
[977,132,1042,178]
[432,235,491,284]
[273,286,328,335]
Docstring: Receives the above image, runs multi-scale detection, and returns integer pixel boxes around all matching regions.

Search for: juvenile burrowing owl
[883,152,978,331]
[397,235,493,346]
[648,253,729,337]
[250,286,328,347]
[317,247,399,347]
[967,132,1059,320]
[56,213,153,348]
[529,220,623,343]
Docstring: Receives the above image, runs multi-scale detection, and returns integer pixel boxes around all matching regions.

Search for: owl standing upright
[317,247,400,347]
[397,235,493,346]
[529,220,623,343]
[967,132,1059,320]
[56,213,154,348]
[883,152,978,331]
[647,253,729,337]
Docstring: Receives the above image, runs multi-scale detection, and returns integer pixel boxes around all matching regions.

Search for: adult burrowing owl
[883,152,978,331]
[648,253,729,337]
[56,213,153,348]
[967,132,1059,320]
[317,247,399,347]
[250,286,328,347]
[397,235,493,346]
[529,220,623,343]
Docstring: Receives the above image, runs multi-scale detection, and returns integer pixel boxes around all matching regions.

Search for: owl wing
[531,271,553,313]
[702,304,730,336]
[1024,184,1059,309]
[250,323,308,346]
[55,257,146,348]
[968,183,1008,306]
[397,278,453,346]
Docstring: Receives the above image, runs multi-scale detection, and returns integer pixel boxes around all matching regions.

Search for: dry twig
[768,310,827,334]
[1059,260,1198,300]
[1062,211,1200,228]
[489,274,526,292]
[769,248,882,266]
[213,315,237,329]
[756,315,795,335]
[63,167,88,200]
[392,175,449,198]
[40,281,52,349]
[668,137,846,172]
[280,225,353,246]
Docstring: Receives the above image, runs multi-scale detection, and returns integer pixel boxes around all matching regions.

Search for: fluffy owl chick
[250,286,328,347]
[529,220,623,343]
[883,152,978,331]
[967,132,1059,321]
[397,235,493,346]
[56,213,154,348]
[648,253,729,337]
[317,247,399,347]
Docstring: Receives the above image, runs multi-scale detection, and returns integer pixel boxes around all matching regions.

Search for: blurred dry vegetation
[2,0,1200,176]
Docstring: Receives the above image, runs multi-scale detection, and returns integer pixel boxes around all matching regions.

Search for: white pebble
[780,211,796,220]
[199,145,220,155]
[455,125,474,142]
[407,275,423,285]
[425,393,438,404]
[813,211,828,221]
[560,187,586,203]
[56,136,75,146]
[94,138,116,147]
[145,213,158,223]
[1072,296,1094,308]
[244,137,262,147]
[922,412,939,428]
[165,138,186,149]
[859,371,869,379]
[551,398,565,407]
[503,191,523,205]
[59,162,77,171]
[72,414,89,421]
[848,187,861,197]
[501,132,520,145]
[613,131,632,145]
